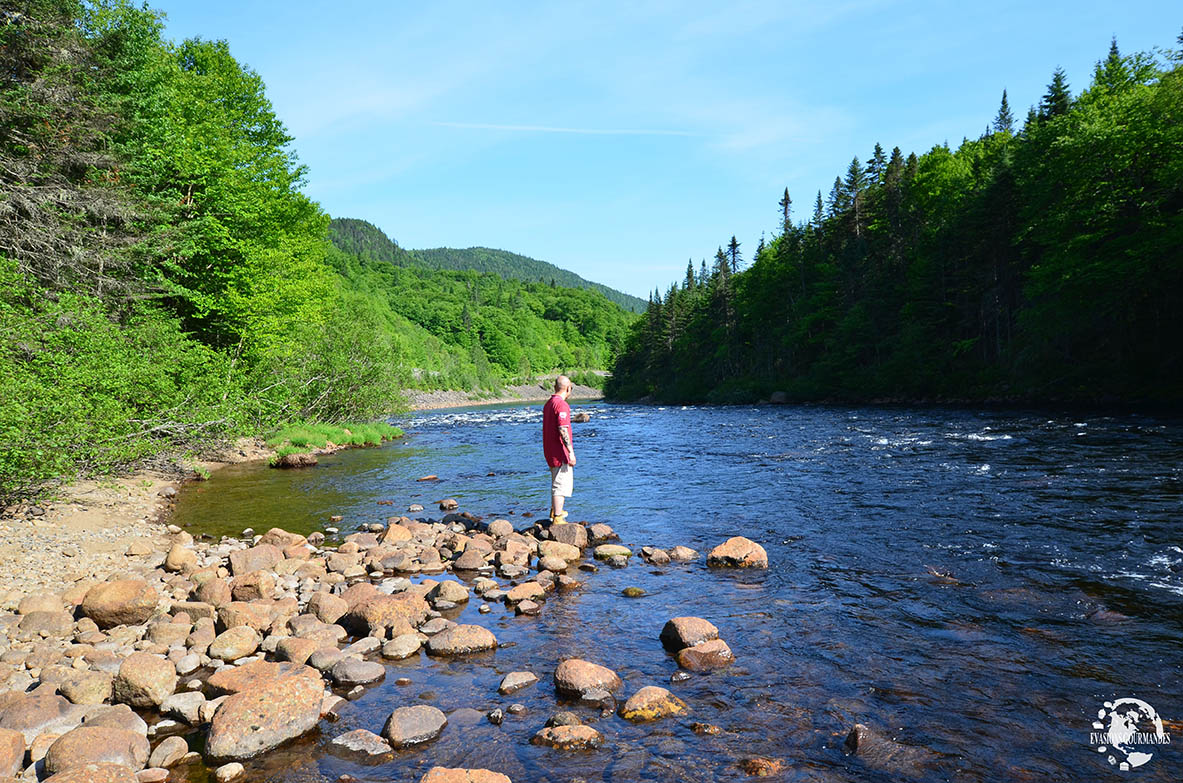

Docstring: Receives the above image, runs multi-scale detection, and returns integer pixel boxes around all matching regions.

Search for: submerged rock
[530,724,603,750]
[419,768,512,783]
[737,757,785,776]
[383,705,447,748]
[327,728,393,762]
[844,723,937,774]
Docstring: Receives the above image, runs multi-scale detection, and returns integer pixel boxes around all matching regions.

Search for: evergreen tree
[812,191,824,228]
[699,259,708,286]
[993,89,1014,133]
[684,259,696,291]
[727,236,742,274]
[1094,37,1130,92]
[1039,67,1071,119]
[867,143,887,183]
[778,188,792,233]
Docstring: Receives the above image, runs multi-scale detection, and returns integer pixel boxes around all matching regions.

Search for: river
[172,402,1183,781]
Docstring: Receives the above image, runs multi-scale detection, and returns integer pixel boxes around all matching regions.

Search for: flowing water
[172,402,1183,782]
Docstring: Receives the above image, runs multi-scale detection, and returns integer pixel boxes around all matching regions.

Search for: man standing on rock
[543,375,576,523]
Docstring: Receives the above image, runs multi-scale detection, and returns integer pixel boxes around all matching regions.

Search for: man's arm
[558,425,575,465]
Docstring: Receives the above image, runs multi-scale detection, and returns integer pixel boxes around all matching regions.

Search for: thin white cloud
[430,121,698,137]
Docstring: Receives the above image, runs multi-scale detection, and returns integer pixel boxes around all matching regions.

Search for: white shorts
[550,464,574,497]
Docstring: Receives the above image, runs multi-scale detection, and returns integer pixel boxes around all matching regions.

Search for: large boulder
[342,593,428,639]
[163,544,197,573]
[675,638,734,671]
[80,580,158,629]
[426,624,498,656]
[257,528,306,549]
[618,686,688,722]
[382,705,447,748]
[427,581,470,604]
[44,726,149,775]
[538,541,580,563]
[0,727,24,777]
[549,523,588,549]
[553,659,621,698]
[206,660,319,697]
[706,537,768,568]
[43,763,139,783]
[307,592,348,624]
[208,627,261,661]
[659,617,719,651]
[0,692,87,745]
[228,544,282,576]
[205,674,323,762]
[59,671,114,705]
[17,610,74,637]
[329,658,385,687]
[420,768,512,783]
[113,653,176,708]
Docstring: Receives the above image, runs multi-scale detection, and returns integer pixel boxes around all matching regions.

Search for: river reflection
[171,403,1183,781]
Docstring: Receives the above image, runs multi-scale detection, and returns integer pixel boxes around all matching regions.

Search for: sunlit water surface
[171,403,1183,782]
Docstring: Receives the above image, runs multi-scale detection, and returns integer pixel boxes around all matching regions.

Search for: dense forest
[0,0,632,502]
[330,218,646,312]
[326,221,633,385]
[609,35,1183,405]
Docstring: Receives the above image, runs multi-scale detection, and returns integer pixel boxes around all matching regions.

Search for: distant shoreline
[402,382,604,411]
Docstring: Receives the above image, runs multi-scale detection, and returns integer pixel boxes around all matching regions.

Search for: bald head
[554,375,572,395]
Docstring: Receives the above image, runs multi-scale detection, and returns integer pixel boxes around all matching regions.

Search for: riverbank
[0,393,571,604]
[403,381,603,410]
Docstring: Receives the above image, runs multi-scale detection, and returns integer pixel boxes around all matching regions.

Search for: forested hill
[329,218,646,312]
[415,247,647,313]
[608,35,1183,406]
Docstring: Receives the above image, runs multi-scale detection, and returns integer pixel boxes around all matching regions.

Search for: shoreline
[401,381,604,411]
[0,387,609,605]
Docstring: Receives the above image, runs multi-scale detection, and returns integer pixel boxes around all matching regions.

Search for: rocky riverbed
[0,489,815,783]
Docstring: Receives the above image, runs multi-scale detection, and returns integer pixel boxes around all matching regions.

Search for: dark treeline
[609,35,1183,405]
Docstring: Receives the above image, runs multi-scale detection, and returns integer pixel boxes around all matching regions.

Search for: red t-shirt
[542,394,572,467]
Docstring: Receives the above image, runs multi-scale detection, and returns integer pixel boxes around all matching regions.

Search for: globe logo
[1089,698,1171,771]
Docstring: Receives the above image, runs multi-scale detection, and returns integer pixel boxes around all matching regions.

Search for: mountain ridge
[329,218,646,312]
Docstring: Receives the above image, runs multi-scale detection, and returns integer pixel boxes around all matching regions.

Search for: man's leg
[551,492,565,520]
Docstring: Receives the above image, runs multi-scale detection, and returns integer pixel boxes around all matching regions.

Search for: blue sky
[155,1,1176,299]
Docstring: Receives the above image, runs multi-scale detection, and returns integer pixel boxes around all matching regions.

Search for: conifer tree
[778,188,792,233]
[1094,37,1130,92]
[993,89,1014,133]
[867,143,887,183]
[727,236,742,274]
[1039,67,1071,119]
[813,190,824,228]
[699,259,708,286]
[685,259,696,291]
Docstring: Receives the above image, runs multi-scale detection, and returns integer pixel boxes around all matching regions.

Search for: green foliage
[266,421,403,452]
[329,218,647,313]
[0,1,630,503]
[610,38,1183,405]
